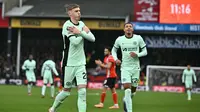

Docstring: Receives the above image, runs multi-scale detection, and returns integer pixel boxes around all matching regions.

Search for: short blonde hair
[65,4,80,11]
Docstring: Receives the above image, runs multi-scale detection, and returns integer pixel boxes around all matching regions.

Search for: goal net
[146,65,200,93]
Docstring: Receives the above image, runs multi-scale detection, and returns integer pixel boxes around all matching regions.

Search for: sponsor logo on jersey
[122,47,137,51]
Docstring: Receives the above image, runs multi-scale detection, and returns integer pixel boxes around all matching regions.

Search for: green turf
[0,85,199,112]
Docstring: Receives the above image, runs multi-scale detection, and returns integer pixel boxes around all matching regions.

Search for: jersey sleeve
[137,36,148,57]
[139,35,146,49]
[103,57,107,64]
[33,60,36,69]
[79,21,95,42]
[182,70,186,83]
[113,37,120,49]
[108,56,115,63]
[52,62,59,76]
[62,22,83,46]
[41,63,45,76]
[112,37,120,61]
[22,60,27,70]
[193,70,197,82]
[62,22,74,37]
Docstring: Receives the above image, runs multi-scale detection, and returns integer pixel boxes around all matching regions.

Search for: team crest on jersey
[66,82,71,86]
[133,41,137,45]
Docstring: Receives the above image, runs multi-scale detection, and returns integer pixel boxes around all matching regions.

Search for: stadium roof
[6,0,133,19]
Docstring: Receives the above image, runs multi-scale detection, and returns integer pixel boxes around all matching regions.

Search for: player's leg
[27,82,32,95]
[131,87,137,97]
[49,66,74,112]
[76,66,87,112]
[41,75,48,98]
[50,75,55,98]
[58,82,63,92]
[26,74,32,95]
[94,79,108,108]
[59,74,64,92]
[121,70,132,112]
[185,82,192,100]
[131,70,140,97]
[186,88,192,100]
[32,74,36,85]
[58,68,65,92]
[30,74,36,94]
[108,78,119,109]
[123,84,132,112]
[123,70,140,112]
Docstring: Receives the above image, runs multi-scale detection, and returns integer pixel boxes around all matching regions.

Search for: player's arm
[34,61,36,69]
[95,60,112,69]
[33,61,36,73]
[193,70,197,82]
[138,36,147,57]
[22,61,28,70]
[22,61,26,70]
[138,47,147,57]
[41,64,45,77]
[111,37,120,61]
[62,23,82,45]
[52,62,59,76]
[80,26,95,42]
[182,70,186,83]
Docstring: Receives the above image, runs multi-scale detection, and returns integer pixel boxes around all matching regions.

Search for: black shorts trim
[103,78,116,89]
[61,35,70,86]
[141,45,146,49]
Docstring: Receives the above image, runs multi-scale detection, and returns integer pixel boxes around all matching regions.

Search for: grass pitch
[0,85,199,112]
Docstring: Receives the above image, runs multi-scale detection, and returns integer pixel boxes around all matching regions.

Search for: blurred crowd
[149,69,200,88]
[1,42,200,81]
[147,48,200,66]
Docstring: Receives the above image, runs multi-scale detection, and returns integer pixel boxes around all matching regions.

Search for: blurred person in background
[182,64,197,100]
[41,55,59,98]
[139,72,146,86]
[3,62,12,84]
[175,74,182,86]
[94,47,119,109]
[22,54,36,95]
[168,74,174,86]
[58,61,63,92]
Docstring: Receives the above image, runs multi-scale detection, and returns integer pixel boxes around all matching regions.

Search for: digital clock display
[170,4,191,14]
[159,0,200,24]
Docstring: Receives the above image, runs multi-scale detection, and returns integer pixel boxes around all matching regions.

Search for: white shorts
[121,68,140,87]
[64,65,87,88]
[26,74,36,82]
[43,73,54,84]
[185,82,193,88]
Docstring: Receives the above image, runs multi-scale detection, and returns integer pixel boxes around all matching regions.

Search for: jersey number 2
[83,72,87,79]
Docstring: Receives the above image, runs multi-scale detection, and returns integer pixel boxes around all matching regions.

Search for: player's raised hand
[68,26,81,34]
[25,68,29,71]
[82,26,90,33]
[130,52,138,57]
[116,59,121,66]
[95,66,102,72]
[95,59,102,65]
